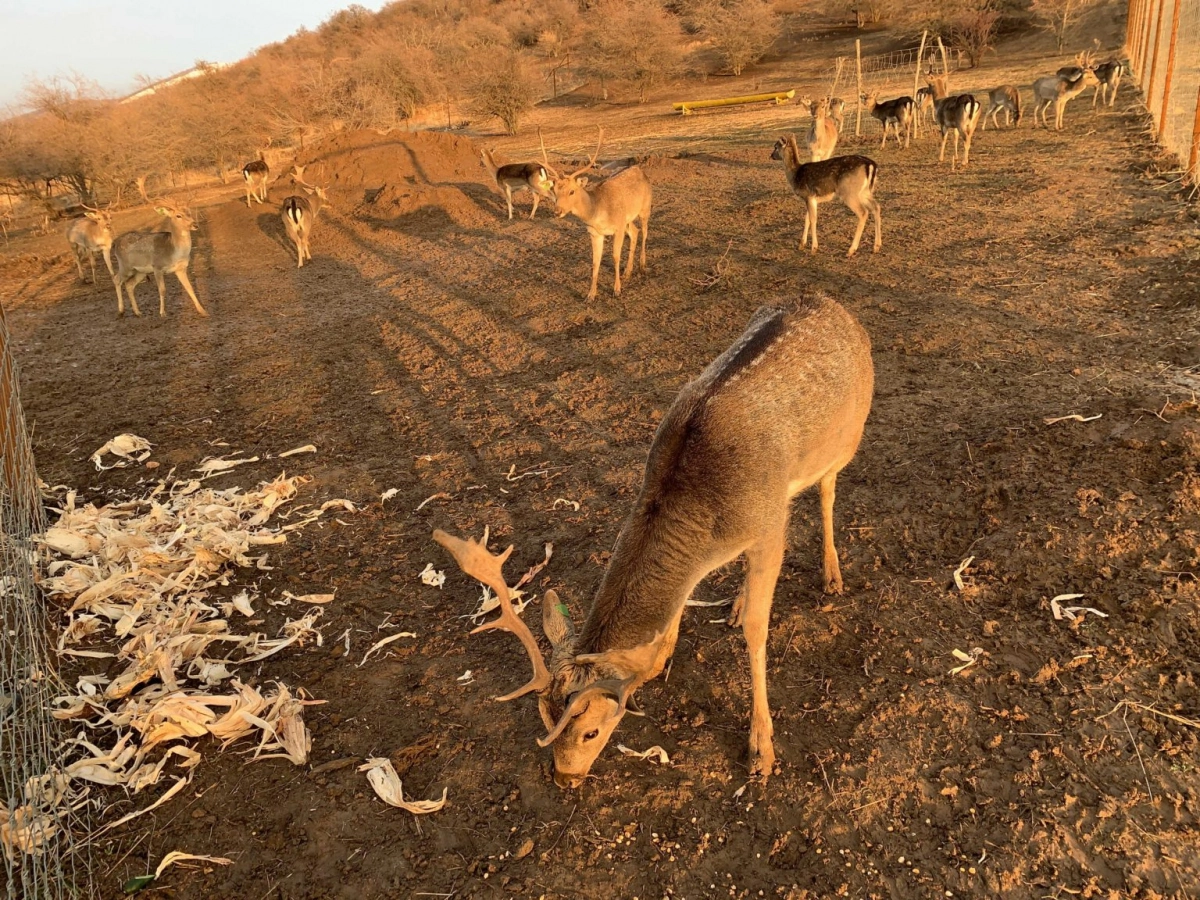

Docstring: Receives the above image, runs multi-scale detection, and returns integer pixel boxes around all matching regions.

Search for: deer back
[557,166,651,235]
[113,208,194,273]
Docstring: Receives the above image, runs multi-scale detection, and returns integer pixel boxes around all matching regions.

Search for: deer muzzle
[553,766,585,790]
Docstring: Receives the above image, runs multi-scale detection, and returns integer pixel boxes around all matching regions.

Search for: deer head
[434,528,664,788]
[154,204,197,232]
[81,202,112,228]
[547,127,603,219]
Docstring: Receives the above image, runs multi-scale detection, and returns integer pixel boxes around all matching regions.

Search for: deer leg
[113,274,125,317]
[639,213,648,272]
[904,117,911,149]
[870,195,882,253]
[612,225,626,296]
[294,231,304,268]
[623,223,638,279]
[800,206,811,250]
[741,522,787,780]
[586,230,604,302]
[820,470,844,594]
[102,246,113,277]
[808,199,819,253]
[962,131,971,168]
[154,270,167,317]
[126,274,145,318]
[879,124,888,150]
[845,199,867,258]
[87,252,96,285]
[71,247,85,281]
[505,186,514,220]
[529,192,540,219]
[175,269,208,318]
[939,130,949,163]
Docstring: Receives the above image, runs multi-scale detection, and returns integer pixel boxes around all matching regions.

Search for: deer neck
[576,510,709,657]
[783,137,804,178]
[567,184,599,224]
[166,221,192,256]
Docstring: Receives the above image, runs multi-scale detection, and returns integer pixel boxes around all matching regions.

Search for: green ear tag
[556,603,570,617]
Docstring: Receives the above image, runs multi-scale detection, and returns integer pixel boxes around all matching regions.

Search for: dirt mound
[289,129,495,229]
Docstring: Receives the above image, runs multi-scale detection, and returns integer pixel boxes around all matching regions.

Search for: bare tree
[470,54,539,134]
[580,0,684,103]
[1032,0,1102,52]
[951,2,1000,68]
[694,0,780,76]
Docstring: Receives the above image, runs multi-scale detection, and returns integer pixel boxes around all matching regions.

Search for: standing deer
[862,92,914,149]
[242,140,270,207]
[66,204,114,283]
[281,177,329,269]
[546,129,652,302]
[927,75,981,169]
[914,86,935,135]
[828,97,846,133]
[111,205,207,318]
[771,136,881,257]
[1032,67,1099,129]
[804,97,839,161]
[1091,60,1123,107]
[435,296,875,787]
[480,147,554,220]
[981,85,1022,129]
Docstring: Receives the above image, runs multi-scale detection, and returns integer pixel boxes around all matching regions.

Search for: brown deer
[927,74,981,169]
[862,92,914,149]
[66,204,114,283]
[981,85,1022,129]
[111,205,207,318]
[480,146,554,220]
[242,139,270,207]
[802,97,839,161]
[281,176,329,269]
[436,297,875,787]
[770,136,881,257]
[545,129,652,302]
[1033,66,1100,129]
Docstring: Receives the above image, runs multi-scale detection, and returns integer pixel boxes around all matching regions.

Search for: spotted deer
[281,178,329,269]
[436,297,875,787]
[1032,67,1099,129]
[242,140,270,207]
[914,86,935,134]
[111,205,207,318]
[981,85,1022,129]
[770,136,881,257]
[1091,59,1123,107]
[480,145,554,220]
[927,75,982,169]
[545,129,652,301]
[66,204,114,283]
[862,92,914,149]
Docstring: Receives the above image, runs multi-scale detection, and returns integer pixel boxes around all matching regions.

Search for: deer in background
[771,135,881,257]
[111,205,207,318]
[1032,66,1099,129]
[1091,60,1123,107]
[914,86,935,135]
[242,139,270,207]
[927,74,981,169]
[862,92,914,149]
[981,85,1022,129]
[436,297,875,787]
[545,129,652,302]
[805,97,839,161]
[828,97,846,133]
[281,172,329,268]
[66,204,114,283]
[480,145,554,220]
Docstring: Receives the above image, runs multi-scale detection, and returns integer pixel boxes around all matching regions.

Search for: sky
[0,0,391,111]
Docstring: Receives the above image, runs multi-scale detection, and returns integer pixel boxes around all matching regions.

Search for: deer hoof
[824,575,844,595]
[727,591,747,628]
[749,748,775,781]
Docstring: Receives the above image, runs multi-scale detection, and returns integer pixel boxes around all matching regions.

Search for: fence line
[0,307,92,899]
[1126,0,1200,183]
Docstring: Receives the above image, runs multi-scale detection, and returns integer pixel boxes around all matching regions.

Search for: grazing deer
[1091,60,1123,107]
[111,205,207,318]
[242,140,270,208]
[66,204,114,283]
[805,98,839,161]
[927,75,981,169]
[545,129,652,302]
[981,85,1022,129]
[435,297,875,787]
[281,177,329,269]
[1032,67,1099,130]
[862,92,914,149]
[770,136,880,257]
[480,147,554,220]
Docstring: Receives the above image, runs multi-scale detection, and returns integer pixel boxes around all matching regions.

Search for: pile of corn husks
[6,465,354,862]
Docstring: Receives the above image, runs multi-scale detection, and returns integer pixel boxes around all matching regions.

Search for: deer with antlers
[66,203,114,284]
[111,204,207,318]
[543,129,652,302]
[436,296,875,787]
[1034,58,1100,130]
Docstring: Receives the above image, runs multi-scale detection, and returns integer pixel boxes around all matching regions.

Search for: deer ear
[543,589,574,650]
[154,206,169,215]
[578,176,589,188]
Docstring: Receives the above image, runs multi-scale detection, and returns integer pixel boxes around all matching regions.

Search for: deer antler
[537,676,637,747]
[433,528,552,701]
[537,127,560,178]
[567,127,604,179]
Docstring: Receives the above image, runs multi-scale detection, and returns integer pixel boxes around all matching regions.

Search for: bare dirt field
[4,13,1200,900]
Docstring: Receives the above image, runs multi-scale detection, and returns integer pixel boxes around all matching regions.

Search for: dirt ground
[4,11,1200,900]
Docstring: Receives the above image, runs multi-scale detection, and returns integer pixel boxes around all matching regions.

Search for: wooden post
[1146,0,1167,104]
[855,40,863,138]
[1158,0,1181,138]
[937,35,949,77]
[913,29,928,136]
[1130,0,1146,67]
[1189,85,1200,180]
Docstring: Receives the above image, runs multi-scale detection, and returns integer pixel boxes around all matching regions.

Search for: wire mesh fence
[0,308,91,899]
[1127,0,1200,182]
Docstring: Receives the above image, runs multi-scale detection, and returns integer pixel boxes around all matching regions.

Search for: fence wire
[0,308,91,899]
[1129,0,1200,180]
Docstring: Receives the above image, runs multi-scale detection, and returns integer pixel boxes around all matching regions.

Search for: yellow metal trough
[672,90,795,115]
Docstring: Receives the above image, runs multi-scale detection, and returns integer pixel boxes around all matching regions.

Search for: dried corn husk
[359,758,447,814]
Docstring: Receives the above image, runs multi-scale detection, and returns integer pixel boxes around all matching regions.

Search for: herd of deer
[58,48,1125,790]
